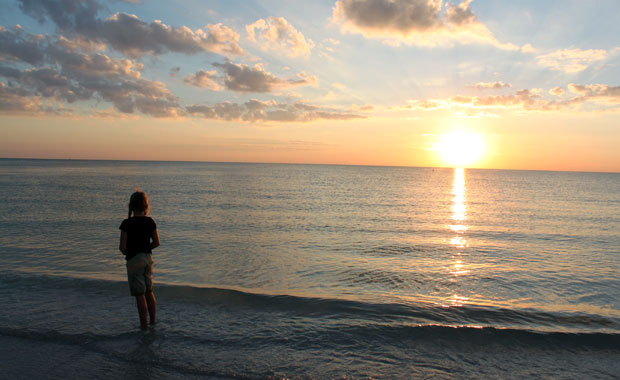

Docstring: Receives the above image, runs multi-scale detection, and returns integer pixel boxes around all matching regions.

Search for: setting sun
[438,131,486,168]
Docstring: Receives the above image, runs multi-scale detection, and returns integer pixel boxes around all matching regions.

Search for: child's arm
[151,229,160,250]
[119,231,127,255]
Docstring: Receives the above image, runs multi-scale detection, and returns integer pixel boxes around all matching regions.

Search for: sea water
[0,159,618,379]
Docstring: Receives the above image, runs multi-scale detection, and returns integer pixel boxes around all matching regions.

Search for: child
[119,191,160,329]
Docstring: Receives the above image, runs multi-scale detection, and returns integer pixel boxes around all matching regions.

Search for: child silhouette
[119,191,160,329]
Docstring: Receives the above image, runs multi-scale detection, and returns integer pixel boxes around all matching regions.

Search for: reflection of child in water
[119,191,160,329]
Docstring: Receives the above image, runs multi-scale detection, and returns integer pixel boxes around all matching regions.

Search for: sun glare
[438,131,486,167]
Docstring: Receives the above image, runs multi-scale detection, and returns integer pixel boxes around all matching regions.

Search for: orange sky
[1,1,619,172]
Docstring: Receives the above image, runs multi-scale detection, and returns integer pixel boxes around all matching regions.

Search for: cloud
[322,38,341,52]
[549,86,564,96]
[332,0,519,50]
[51,37,144,79]
[0,81,45,114]
[404,84,620,114]
[212,61,317,93]
[0,25,46,64]
[17,0,244,57]
[447,89,542,109]
[349,103,375,112]
[0,30,181,117]
[536,48,608,73]
[567,84,620,104]
[186,99,366,122]
[183,69,222,90]
[169,66,180,77]
[473,81,511,90]
[246,17,314,57]
[444,0,476,25]
[334,0,441,33]
[520,43,537,53]
[98,15,244,57]
[18,0,100,32]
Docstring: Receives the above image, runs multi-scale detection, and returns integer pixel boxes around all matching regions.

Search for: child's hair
[128,191,149,218]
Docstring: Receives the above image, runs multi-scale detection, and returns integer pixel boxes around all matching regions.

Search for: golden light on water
[448,168,470,281]
[438,131,486,168]
[450,167,467,225]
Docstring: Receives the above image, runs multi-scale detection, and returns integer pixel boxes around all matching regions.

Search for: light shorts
[126,253,154,296]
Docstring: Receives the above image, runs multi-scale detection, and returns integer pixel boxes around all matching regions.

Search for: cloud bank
[1,3,361,122]
[0,27,358,121]
[0,26,180,116]
[187,99,366,123]
[404,84,620,114]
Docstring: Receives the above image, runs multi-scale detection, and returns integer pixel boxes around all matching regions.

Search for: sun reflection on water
[449,168,469,251]
[451,167,467,223]
[446,167,470,305]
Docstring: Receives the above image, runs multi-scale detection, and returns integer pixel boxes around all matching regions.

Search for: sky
[1,0,619,172]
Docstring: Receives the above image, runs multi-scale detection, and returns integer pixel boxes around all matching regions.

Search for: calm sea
[0,158,618,379]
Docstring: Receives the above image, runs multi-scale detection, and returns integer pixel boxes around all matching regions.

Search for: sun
[437,130,486,167]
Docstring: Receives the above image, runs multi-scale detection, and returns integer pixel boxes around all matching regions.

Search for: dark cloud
[334,0,441,35]
[213,61,316,93]
[0,26,46,64]
[19,0,100,33]
[0,65,91,103]
[186,99,365,122]
[17,0,244,57]
[169,66,180,77]
[0,29,181,116]
[98,14,244,57]
[333,0,482,36]
[0,81,43,113]
[333,0,518,49]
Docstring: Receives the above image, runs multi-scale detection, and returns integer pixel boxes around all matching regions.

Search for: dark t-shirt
[119,216,157,260]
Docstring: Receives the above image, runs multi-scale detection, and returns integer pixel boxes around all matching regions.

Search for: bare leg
[135,294,148,329]
[145,291,157,325]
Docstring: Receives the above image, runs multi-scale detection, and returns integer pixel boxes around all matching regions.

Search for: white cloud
[520,43,537,53]
[246,17,314,57]
[549,86,564,96]
[536,48,608,73]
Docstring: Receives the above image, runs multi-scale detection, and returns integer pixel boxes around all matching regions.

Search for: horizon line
[1,157,618,175]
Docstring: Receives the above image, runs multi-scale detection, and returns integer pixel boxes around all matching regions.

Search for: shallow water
[0,159,619,379]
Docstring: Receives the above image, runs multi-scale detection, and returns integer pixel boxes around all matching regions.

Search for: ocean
[0,158,618,379]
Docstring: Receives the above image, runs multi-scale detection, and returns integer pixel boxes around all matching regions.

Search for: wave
[1,272,619,380]
[2,271,619,337]
[155,284,619,331]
